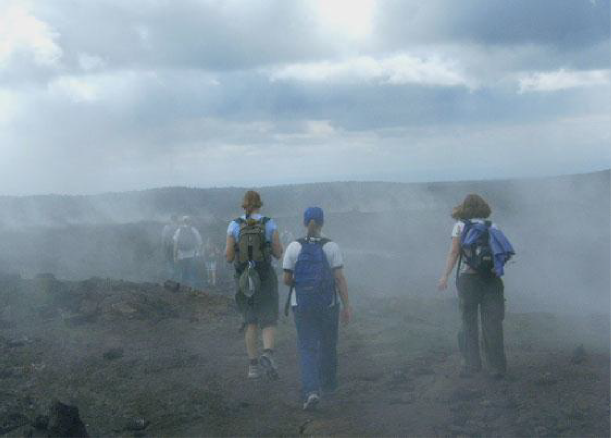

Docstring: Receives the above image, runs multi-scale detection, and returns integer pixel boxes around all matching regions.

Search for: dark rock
[103,348,124,361]
[33,415,49,430]
[47,401,89,438]
[163,280,181,292]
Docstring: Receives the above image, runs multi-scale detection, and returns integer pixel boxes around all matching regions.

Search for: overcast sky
[0,0,609,195]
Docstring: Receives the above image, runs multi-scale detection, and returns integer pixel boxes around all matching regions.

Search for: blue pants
[293,305,340,398]
[176,257,199,288]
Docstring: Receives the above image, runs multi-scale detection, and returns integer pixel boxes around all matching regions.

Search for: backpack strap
[285,238,307,316]
[299,237,332,245]
[455,251,463,289]
[455,221,470,288]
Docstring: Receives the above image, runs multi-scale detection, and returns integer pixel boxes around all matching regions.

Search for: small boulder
[47,401,89,438]
[163,280,181,292]
[124,417,149,431]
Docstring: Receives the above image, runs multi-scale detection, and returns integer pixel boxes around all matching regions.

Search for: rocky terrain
[0,274,608,437]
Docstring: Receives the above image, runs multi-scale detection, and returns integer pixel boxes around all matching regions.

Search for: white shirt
[173,226,203,260]
[283,237,344,306]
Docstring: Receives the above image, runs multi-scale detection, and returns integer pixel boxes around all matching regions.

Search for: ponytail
[306,220,321,239]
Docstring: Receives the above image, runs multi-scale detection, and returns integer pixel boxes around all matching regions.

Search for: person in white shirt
[283,207,352,411]
[173,216,203,288]
[438,194,507,378]
[161,214,179,280]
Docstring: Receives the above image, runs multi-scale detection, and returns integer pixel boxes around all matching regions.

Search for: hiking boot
[303,392,320,411]
[260,352,279,380]
[247,364,260,379]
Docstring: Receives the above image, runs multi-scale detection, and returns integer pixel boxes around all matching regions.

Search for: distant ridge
[0,170,608,229]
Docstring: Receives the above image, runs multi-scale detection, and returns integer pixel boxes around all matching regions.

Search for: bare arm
[271,230,283,260]
[334,268,352,324]
[283,271,293,287]
[438,237,460,290]
[225,234,236,263]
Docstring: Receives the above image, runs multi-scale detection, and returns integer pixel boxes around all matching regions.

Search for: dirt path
[0,277,609,437]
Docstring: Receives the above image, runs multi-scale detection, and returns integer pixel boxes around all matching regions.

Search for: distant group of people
[161,190,514,411]
[161,215,221,289]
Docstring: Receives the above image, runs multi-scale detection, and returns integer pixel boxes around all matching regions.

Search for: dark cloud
[0,0,609,194]
[376,0,610,51]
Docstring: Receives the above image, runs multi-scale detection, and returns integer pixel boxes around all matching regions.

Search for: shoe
[303,392,320,411]
[260,352,279,380]
[247,364,260,379]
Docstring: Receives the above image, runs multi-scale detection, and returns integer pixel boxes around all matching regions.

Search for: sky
[0,0,609,195]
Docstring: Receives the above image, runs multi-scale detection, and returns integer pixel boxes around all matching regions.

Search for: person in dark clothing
[438,194,508,378]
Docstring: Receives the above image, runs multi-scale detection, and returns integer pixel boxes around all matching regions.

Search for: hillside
[0,171,608,228]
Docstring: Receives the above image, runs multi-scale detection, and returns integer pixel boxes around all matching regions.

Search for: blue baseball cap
[304,207,324,226]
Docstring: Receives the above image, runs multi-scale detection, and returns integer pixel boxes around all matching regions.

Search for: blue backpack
[292,238,336,311]
[458,220,515,279]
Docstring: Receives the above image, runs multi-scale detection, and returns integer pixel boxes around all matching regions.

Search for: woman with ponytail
[283,207,352,411]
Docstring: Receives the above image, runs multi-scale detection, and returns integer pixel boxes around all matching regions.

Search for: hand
[437,276,449,291]
[341,306,352,325]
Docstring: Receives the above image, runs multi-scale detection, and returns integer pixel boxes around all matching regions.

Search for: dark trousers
[293,305,340,398]
[457,274,507,373]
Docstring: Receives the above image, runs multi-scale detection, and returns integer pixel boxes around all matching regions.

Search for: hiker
[173,216,203,288]
[283,207,352,411]
[225,190,284,380]
[438,194,515,378]
[204,238,220,287]
[161,214,179,280]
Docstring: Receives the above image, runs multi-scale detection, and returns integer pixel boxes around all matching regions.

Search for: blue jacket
[461,221,515,277]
